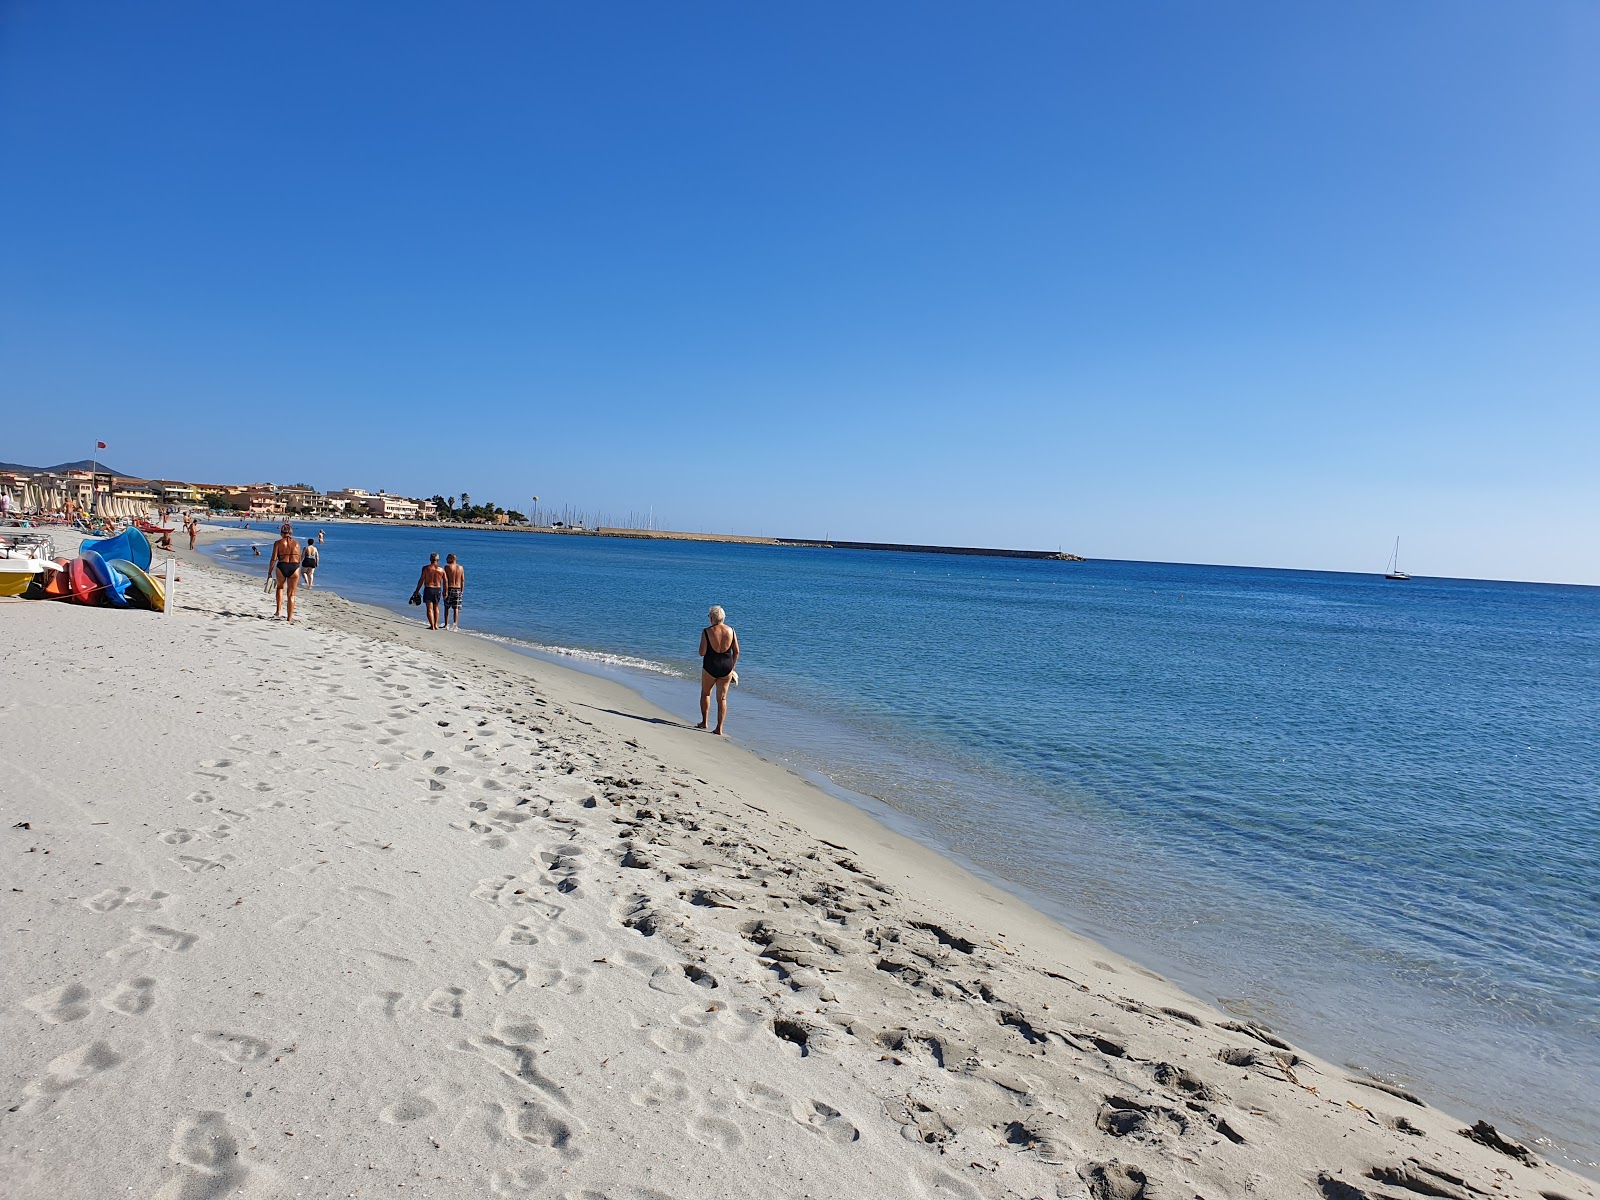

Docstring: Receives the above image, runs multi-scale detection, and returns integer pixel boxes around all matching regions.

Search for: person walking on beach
[696,605,740,735]
[300,537,319,587]
[443,553,465,630]
[268,522,304,623]
[415,553,446,630]
[186,516,197,550]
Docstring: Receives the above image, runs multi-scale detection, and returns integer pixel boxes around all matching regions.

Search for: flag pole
[90,440,99,518]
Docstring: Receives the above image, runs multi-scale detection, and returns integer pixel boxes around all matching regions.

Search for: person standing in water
[267,522,304,622]
[300,537,319,587]
[696,605,740,735]
[442,553,465,630]
[415,553,446,630]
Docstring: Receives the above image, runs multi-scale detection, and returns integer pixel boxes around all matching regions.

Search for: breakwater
[250,516,1085,561]
[775,536,1082,560]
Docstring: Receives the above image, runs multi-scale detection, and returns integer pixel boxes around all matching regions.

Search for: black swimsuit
[702,627,736,679]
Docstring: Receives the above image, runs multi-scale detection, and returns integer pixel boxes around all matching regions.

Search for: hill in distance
[0,459,135,477]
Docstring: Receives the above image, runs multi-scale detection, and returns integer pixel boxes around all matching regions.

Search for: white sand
[2,542,1592,1200]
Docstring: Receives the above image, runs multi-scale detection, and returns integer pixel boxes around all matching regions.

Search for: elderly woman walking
[696,605,740,735]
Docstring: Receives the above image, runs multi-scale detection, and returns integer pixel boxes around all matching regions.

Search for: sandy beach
[2,538,1592,1200]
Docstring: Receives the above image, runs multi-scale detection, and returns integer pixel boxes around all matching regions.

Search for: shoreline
[3,538,1593,1197]
[197,527,1600,1180]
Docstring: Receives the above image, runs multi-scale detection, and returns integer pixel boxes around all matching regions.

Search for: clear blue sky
[3,3,1596,582]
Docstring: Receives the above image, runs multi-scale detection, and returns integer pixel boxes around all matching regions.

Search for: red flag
[96,441,107,449]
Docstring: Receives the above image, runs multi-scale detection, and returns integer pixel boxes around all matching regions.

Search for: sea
[205,523,1600,1173]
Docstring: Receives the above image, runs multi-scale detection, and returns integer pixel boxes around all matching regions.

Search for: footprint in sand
[672,1001,765,1045]
[497,921,542,946]
[16,1040,128,1113]
[82,886,172,913]
[379,1093,437,1124]
[23,983,93,1024]
[458,1023,566,1107]
[173,853,235,873]
[490,1165,550,1197]
[630,1067,692,1110]
[791,1098,861,1144]
[480,959,528,994]
[647,1025,708,1055]
[686,1111,745,1151]
[103,977,158,1016]
[425,987,469,1018]
[192,1032,271,1064]
[360,991,410,1020]
[528,962,589,996]
[107,925,200,958]
[490,1099,583,1156]
[474,875,569,912]
[157,1110,268,1200]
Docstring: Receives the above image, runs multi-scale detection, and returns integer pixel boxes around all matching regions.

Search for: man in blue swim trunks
[415,553,446,630]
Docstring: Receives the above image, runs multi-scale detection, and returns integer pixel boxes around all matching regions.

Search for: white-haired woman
[696,605,740,734]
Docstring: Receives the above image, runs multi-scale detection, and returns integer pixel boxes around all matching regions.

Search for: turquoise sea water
[207,524,1600,1171]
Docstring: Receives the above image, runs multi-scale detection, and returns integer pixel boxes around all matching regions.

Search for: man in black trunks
[442,553,465,630]
[267,522,304,622]
[415,553,447,630]
[696,605,740,735]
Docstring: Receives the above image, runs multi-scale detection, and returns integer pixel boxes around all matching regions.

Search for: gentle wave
[460,627,688,679]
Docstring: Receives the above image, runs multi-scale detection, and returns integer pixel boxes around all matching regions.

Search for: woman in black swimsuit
[696,605,740,735]
[267,522,304,623]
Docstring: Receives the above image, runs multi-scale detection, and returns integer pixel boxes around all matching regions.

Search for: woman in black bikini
[267,522,304,622]
[696,605,740,735]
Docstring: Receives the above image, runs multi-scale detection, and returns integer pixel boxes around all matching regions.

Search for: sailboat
[1384,537,1410,581]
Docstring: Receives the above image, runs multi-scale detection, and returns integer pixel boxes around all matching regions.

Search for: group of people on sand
[267,531,740,734]
[265,523,322,623]
[413,553,466,632]
[410,555,740,735]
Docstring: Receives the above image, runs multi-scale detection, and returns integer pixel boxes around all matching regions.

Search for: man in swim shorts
[415,553,447,630]
[442,553,465,630]
[267,522,304,622]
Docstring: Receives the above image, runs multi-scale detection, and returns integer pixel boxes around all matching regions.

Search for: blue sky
[3,2,1596,583]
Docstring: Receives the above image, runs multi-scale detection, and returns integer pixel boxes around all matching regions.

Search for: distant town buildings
[0,470,456,522]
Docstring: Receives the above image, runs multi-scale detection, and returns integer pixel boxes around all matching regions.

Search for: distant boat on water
[1384,537,1411,581]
